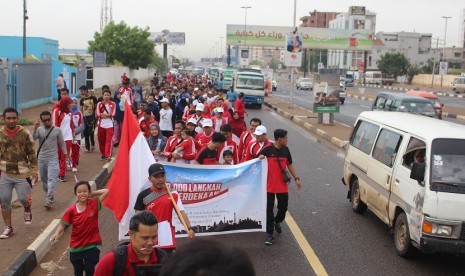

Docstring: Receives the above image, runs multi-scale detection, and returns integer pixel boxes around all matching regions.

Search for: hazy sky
[1,0,464,61]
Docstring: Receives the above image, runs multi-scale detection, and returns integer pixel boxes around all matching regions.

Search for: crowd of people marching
[0,70,302,276]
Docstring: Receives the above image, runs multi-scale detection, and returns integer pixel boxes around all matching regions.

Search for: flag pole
[164,183,190,233]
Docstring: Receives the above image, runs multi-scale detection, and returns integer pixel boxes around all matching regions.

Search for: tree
[269,59,281,70]
[249,60,264,68]
[377,52,409,79]
[88,21,156,69]
[407,65,420,84]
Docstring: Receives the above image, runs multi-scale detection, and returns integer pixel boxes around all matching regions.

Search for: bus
[365,71,382,85]
[233,71,265,108]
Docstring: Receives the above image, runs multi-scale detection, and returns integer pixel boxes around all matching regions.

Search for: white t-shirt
[159,108,173,131]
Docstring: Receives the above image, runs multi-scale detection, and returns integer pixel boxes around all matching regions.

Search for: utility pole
[23,0,28,59]
[289,0,297,108]
[441,16,451,92]
[431,37,439,88]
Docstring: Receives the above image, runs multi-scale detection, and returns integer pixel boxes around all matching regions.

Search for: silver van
[372,92,438,118]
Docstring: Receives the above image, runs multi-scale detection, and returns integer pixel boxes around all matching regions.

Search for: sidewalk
[264,96,352,148]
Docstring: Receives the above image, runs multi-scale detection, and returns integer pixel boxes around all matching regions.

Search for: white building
[327,7,376,70]
[368,32,434,70]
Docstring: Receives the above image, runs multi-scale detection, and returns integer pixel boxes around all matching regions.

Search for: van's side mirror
[410,163,425,183]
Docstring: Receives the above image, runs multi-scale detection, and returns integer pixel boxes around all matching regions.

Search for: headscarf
[59,96,73,113]
[147,123,167,151]
[112,90,124,123]
[71,97,80,115]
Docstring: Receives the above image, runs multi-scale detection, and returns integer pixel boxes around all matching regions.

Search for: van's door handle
[395,178,400,185]
[386,175,390,185]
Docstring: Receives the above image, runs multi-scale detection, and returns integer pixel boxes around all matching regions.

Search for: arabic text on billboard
[150,32,185,45]
[226,25,372,51]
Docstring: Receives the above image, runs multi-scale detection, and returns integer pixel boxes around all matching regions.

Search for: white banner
[439,62,448,75]
[284,35,302,67]
[162,159,267,236]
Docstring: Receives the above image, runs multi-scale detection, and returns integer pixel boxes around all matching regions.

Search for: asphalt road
[32,105,465,276]
[273,82,465,127]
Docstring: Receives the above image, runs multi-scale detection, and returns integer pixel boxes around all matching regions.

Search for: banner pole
[164,183,190,233]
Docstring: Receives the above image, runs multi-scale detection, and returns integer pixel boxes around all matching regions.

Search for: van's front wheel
[394,212,414,258]
[351,179,367,214]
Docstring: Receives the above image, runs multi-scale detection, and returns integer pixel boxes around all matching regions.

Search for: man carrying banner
[134,163,195,253]
[258,129,302,245]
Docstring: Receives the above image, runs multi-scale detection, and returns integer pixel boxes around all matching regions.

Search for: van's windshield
[401,101,437,118]
[431,139,465,194]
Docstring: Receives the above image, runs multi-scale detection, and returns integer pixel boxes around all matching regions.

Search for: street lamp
[23,0,28,59]
[241,6,251,47]
[441,16,451,92]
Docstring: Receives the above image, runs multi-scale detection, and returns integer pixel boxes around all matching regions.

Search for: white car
[296,77,313,90]
[272,79,277,91]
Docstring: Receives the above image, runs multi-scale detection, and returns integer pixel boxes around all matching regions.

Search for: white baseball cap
[202,119,213,127]
[253,125,267,136]
[216,107,224,113]
[196,103,205,111]
[160,98,170,103]
[187,118,198,125]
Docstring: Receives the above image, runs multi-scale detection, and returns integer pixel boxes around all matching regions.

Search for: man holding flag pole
[134,163,195,253]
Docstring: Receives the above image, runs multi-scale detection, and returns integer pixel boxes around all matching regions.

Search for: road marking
[360,105,372,109]
[286,212,329,276]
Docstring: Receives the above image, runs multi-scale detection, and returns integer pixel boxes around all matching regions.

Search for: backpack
[112,242,167,276]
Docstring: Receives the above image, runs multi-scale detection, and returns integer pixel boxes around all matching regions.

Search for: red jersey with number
[60,198,102,252]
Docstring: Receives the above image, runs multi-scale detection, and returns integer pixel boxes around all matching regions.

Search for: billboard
[226,24,372,51]
[350,6,366,15]
[284,35,302,67]
[150,31,185,45]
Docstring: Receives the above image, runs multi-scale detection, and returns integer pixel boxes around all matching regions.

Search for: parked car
[272,78,277,91]
[372,92,438,118]
[296,77,313,90]
[406,90,443,119]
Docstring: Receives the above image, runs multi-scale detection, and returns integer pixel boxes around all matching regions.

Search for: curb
[5,158,116,276]
[263,102,348,148]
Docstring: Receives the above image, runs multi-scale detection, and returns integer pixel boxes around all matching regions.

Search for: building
[368,32,434,70]
[300,10,339,28]
[0,36,78,112]
[440,46,464,70]
[327,6,377,70]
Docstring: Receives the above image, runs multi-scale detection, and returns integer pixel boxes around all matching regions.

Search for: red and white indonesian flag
[104,102,155,240]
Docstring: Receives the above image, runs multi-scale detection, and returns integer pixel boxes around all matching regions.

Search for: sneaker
[0,226,13,239]
[72,167,78,172]
[100,156,106,161]
[24,210,32,225]
[58,176,66,182]
[274,222,282,234]
[44,201,52,209]
[264,234,274,245]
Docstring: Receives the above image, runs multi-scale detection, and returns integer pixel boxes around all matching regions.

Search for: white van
[452,76,465,94]
[342,111,465,257]
[365,71,382,85]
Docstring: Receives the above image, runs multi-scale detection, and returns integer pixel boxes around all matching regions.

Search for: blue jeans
[38,160,59,204]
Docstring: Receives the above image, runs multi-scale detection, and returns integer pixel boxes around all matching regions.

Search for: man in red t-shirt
[242,125,272,163]
[134,163,195,252]
[94,211,166,275]
[238,118,261,159]
[258,129,302,246]
[194,118,214,151]
[194,132,227,165]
